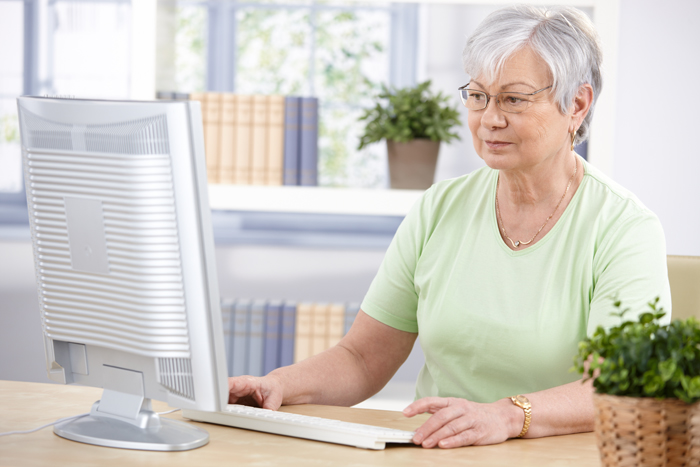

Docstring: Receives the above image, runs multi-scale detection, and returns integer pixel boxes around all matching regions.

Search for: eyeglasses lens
[459,90,533,114]
[460,90,486,110]
[498,93,530,113]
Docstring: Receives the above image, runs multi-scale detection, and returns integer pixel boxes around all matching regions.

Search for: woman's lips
[485,140,512,150]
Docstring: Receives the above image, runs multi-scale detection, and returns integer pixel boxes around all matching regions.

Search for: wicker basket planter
[593,393,700,466]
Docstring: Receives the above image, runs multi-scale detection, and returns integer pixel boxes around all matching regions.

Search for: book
[293,302,313,363]
[266,95,285,186]
[220,299,236,376]
[188,92,206,104]
[279,300,297,367]
[204,92,222,184]
[327,303,345,348]
[262,300,283,375]
[219,93,237,184]
[344,302,361,336]
[248,299,267,377]
[250,95,269,185]
[234,95,253,184]
[299,97,318,186]
[283,96,300,186]
[311,302,329,356]
[232,299,252,376]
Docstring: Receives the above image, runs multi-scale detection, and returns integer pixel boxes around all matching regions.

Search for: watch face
[515,395,530,406]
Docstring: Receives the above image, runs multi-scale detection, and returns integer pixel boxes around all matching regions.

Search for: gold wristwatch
[510,395,532,438]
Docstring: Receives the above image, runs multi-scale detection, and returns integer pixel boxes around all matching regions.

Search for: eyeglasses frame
[457,83,553,114]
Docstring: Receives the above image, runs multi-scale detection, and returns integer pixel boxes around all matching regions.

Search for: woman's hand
[228,374,284,410]
[402,397,521,449]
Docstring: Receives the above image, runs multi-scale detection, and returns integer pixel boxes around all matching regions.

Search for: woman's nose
[481,97,507,129]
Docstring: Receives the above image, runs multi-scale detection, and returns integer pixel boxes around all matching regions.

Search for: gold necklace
[495,157,578,249]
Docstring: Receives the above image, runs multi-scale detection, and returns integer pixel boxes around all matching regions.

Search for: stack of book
[220,300,361,377]
[187,93,319,187]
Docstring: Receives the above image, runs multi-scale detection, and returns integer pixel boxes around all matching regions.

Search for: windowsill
[208,185,424,217]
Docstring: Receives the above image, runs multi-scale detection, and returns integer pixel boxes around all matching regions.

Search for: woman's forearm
[268,311,417,407]
[268,344,377,406]
[521,378,595,438]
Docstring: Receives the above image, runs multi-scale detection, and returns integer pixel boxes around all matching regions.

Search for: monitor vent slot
[25,138,193,358]
[20,110,170,155]
[158,357,195,400]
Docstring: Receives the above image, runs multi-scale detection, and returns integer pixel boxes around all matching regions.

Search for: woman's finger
[403,396,451,417]
[435,428,480,449]
[419,416,476,448]
[228,376,257,396]
[227,375,283,409]
[259,390,283,410]
[410,403,466,445]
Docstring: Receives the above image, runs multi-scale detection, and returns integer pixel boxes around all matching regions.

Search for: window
[51,1,131,99]
[0,0,132,208]
[0,0,418,207]
[0,0,25,201]
[166,1,418,188]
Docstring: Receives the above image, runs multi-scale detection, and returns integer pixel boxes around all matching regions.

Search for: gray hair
[462,5,603,145]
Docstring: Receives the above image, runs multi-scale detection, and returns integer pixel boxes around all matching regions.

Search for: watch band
[510,395,532,438]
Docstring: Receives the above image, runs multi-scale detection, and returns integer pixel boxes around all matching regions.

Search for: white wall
[0,242,46,383]
[613,0,700,256]
[420,3,494,183]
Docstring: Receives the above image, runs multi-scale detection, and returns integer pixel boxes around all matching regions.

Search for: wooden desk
[0,380,600,466]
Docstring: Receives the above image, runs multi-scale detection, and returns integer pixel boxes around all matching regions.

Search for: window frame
[200,1,418,93]
[0,0,132,213]
[0,0,35,208]
[195,0,419,189]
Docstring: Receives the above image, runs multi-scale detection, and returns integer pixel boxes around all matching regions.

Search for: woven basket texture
[593,393,700,467]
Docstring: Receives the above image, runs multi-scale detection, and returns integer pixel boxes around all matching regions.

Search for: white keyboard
[182,404,416,450]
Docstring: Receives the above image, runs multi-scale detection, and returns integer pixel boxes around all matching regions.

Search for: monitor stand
[53,367,209,451]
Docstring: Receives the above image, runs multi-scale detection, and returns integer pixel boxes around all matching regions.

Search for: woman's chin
[479,150,518,171]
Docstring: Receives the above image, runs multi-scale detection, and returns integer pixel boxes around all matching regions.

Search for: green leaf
[356,80,463,150]
[658,359,677,382]
[688,376,700,398]
[573,297,700,403]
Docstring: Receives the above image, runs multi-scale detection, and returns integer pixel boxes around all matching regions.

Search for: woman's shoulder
[580,159,656,220]
[578,159,664,254]
[422,165,495,207]
[402,166,495,232]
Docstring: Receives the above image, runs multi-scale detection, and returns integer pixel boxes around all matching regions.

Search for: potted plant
[574,299,700,466]
[357,80,462,190]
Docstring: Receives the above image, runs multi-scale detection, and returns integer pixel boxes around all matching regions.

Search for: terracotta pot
[593,392,700,466]
[386,139,440,190]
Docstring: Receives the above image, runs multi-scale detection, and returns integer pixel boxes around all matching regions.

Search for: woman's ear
[570,83,594,132]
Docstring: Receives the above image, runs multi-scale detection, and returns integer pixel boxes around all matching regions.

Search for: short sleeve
[588,210,672,334]
[360,188,435,333]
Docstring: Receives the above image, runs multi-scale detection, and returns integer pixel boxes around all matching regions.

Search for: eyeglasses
[457,83,553,114]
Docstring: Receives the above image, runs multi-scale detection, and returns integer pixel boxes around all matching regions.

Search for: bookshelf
[208,185,424,217]
[209,185,423,248]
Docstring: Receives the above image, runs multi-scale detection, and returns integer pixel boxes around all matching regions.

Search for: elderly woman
[228,5,671,448]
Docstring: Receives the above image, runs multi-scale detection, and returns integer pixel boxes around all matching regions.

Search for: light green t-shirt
[361,159,672,403]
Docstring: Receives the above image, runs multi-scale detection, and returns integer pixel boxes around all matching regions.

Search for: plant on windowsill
[573,298,700,466]
[357,80,461,190]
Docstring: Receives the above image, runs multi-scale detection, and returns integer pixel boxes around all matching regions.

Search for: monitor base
[54,413,209,451]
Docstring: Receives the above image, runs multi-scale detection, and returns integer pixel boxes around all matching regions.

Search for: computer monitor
[16,96,229,451]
